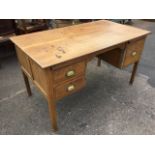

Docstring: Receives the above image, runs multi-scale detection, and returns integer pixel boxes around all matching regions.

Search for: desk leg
[22,71,32,96]
[129,61,139,85]
[47,99,58,131]
[97,57,101,67]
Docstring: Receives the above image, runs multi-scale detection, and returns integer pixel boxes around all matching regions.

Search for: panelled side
[15,46,33,78]
[29,59,53,99]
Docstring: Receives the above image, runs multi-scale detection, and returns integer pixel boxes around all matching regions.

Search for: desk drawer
[54,77,86,100]
[123,38,145,67]
[98,38,145,68]
[53,61,86,83]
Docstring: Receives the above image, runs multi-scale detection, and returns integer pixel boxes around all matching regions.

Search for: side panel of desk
[15,46,52,99]
[15,46,33,78]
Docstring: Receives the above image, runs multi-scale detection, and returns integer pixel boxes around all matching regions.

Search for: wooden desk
[10,20,150,131]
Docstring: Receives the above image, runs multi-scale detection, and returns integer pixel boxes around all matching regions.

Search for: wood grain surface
[11,20,150,68]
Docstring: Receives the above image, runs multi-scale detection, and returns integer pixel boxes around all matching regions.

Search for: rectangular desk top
[11,20,150,68]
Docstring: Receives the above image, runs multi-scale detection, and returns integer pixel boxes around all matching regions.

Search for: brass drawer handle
[66,70,76,77]
[67,84,75,92]
[131,51,137,56]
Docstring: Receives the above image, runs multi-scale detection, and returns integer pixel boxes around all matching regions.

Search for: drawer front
[53,61,86,83]
[54,77,86,100]
[123,38,145,67]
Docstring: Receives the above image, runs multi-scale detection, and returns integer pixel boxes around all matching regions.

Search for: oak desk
[10,20,150,131]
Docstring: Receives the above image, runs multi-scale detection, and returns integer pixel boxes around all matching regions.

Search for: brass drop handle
[131,51,137,56]
[67,84,75,92]
[66,70,76,77]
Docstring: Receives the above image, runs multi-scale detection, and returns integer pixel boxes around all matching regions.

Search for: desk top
[11,20,150,68]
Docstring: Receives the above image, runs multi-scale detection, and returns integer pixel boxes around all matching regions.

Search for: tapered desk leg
[47,99,58,131]
[129,61,139,85]
[97,57,101,67]
[22,71,32,96]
